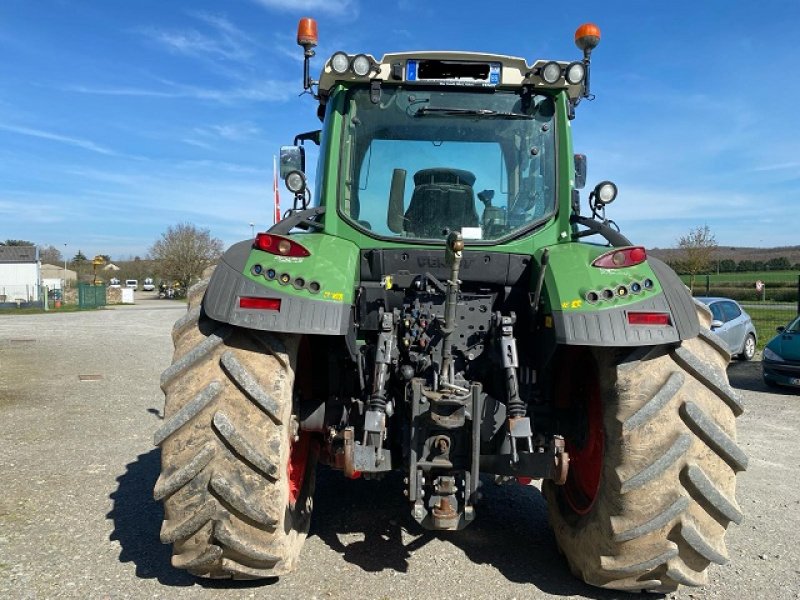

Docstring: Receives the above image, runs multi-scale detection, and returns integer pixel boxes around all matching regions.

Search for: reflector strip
[628,312,670,326]
[239,297,282,311]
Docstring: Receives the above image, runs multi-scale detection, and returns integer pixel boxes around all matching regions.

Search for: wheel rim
[559,349,604,516]
[288,430,311,507]
[745,336,755,359]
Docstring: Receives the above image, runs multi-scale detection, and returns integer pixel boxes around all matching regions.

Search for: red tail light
[628,312,670,326]
[239,297,282,311]
[592,246,647,269]
[254,233,310,257]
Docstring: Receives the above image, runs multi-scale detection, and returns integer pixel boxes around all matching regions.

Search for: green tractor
[154,19,746,592]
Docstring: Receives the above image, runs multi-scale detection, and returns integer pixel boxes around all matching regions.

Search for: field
[680,270,799,286]
[741,304,796,350]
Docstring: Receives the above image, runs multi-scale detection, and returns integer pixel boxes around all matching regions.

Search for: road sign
[755,280,764,292]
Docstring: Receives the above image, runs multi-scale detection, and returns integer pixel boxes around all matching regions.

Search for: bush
[696,287,798,303]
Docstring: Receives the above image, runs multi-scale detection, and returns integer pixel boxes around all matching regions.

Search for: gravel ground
[1,301,799,599]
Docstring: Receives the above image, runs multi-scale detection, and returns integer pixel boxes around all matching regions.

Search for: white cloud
[251,0,359,17]
[139,12,256,64]
[66,78,295,104]
[0,123,116,156]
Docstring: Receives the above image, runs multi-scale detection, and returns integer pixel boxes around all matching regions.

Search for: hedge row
[693,286,798,302]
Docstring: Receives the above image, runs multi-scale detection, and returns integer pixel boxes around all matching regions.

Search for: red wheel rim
[288,431,311,507]
[558,349,604,515]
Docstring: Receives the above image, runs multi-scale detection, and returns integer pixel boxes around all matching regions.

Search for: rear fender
[537,245,699,346]
[204,234,359,335]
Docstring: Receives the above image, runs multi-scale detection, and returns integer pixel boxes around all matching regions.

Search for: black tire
[153,279,317,579]
[738,333,756,361]
[544,320,747,592]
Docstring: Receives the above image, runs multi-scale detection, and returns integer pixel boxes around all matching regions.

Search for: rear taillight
[592,246,646,268]
[239,297,282,311]
[627,312,670,326]
[254,233,310,257]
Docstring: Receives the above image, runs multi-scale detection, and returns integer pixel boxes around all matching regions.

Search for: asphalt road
[1,301,799,599]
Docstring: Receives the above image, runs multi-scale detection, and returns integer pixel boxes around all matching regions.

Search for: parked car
[696,297,757,360]
[762,315,800,389]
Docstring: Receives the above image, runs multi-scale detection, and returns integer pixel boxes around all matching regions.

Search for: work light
[331,52,350,74]
[541,61,562,84]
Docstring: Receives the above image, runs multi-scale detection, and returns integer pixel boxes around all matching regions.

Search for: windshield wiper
[414,106,533,119]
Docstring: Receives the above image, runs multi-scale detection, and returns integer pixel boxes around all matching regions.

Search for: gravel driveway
[1,303,798,599]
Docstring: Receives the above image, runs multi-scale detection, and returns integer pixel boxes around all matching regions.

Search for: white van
[142,277,155,291]
[125,279,138,289]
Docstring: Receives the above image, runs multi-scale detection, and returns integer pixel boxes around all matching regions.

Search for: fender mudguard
[203,235,359,336]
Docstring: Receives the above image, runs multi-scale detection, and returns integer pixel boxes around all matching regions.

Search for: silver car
[696,297,757,360]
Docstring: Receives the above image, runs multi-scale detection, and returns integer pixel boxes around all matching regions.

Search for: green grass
[0,304,101,315]
[680,270,799,285]
[744,305,796,350]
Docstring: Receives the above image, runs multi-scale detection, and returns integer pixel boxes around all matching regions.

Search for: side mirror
[280,146,305,178]
[387,168,407,233]
[574,154,587,190]
[710,319,724,329]
[777,326,786,333]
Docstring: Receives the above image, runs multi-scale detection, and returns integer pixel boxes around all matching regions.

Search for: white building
[0,246,40,302]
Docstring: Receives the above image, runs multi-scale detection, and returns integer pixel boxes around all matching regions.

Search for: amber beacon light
[573,23,601,100]
[297,17,319,92]
[296,17,318,48]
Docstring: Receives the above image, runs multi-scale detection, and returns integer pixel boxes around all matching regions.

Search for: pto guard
[538,245,700,347]
[203,236,360,336]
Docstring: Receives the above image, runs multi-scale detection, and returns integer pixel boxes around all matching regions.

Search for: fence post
[705,274,710,295]
[797,275,799,315]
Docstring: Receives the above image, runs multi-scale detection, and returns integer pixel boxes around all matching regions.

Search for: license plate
[790,378,800,386]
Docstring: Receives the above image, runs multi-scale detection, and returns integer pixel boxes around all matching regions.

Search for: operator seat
[403,168,479,238]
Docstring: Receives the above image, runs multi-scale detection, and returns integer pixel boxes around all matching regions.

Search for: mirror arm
[570,214,631,247]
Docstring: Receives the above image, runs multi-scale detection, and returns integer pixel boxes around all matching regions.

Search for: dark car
[762,315,800,389]
[696,297,757,360]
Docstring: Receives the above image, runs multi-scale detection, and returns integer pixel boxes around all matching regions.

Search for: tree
[768,257,790,270]
[719,259,737,273]
[675,225,717,292]
[39,244,63,265]
[3,239,35,246]
[72,250,87,263]
[149,223,223,289]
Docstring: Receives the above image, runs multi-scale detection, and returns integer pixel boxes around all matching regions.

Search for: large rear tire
[153,279,317,579]
[544,314,747,592]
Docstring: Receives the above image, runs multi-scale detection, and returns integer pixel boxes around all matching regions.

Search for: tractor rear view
[153,19,746,592]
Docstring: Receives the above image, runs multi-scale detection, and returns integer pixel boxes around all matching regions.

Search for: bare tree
[39,244,63,265]
[149,223,223,289]
[676,225,717,292]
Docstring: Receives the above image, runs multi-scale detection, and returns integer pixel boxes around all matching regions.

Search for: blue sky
[1,0,798,260]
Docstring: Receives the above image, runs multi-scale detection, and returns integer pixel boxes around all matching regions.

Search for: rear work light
[254,233,310,257]
[627,312,670,326]
[592,246,647,269]
[239,297,282,311]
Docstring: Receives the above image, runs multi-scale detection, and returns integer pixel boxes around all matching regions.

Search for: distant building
[0,245,40,302]
[103,263,121,272]
[41,263,77,291]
